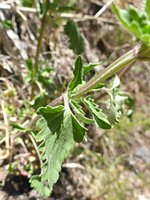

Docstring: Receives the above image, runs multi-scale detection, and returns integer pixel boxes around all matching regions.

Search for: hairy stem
[74,42,143,97]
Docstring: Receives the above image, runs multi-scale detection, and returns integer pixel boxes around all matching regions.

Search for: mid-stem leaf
[82,96,111,129]
[83,63,101,77]
[30,105,74,196]
[69,55,83,91]
[70,100,94,124]
[146,0,150,19]
[26,59,33,75]
[71,113,86,143]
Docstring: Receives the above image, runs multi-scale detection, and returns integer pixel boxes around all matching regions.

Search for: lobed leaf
[69,56,83,91]
[29,175,50,197]
[30,105,75,196]
[112,3,131,30]
[71,114,86,143]
[107,91,120,126]
[83,62,101,77]
[82,96,111,129]
[107,76,134,125]
[107,76,121,125]
[64,20,84,54]
[69,58,104,95]
[146,0,150,19]
[70,100,94,124]
[112,2,150,45]
[111,75,120,90]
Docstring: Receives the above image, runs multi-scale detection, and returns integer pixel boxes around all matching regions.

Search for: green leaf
[51,0,61,8]
[29,175,50,197]
[37,68,55,90]
[70,100,94,124]
[125,96,135,119]
[130,21,141,36]
[71,114,86,143]
[107,76,122,125]
[83,62,101,77]
[64,20,84,54]
[10,123,26,131]
[88,83,105,92]
[137,43,150,57]
[45,0,50,12]
[37,2,44,18]
[49,15,59,28]
[30,91,50,110]
[112,3,131,30]
[72,146,84,158]
[141,33,150,43]
[112,2,150,45]
[128,5,140,22]
[19,0,34,7]
[40,67,54,75]
[37,0,50,17]
[69,56,83,91]
[56,6,76,13]
[26,59,33,74]
[111,75,120,90]
[107,91,120,126]
[2,20,13,29]
[106,76,134,125]
[30,105,74,196]
[24,75,32,82]
[146,0,150,19]
[82,96,111,129]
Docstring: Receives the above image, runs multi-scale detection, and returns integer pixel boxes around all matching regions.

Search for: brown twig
[94,0,115,18]
[0,4,118,24]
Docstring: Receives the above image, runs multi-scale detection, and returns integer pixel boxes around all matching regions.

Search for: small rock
[0,191,8,200]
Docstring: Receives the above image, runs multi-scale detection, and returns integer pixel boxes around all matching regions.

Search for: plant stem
[63,93,69,109]
[13,41,150,141]
[34,14,48,75]
[31,8,49,99]
[74,42,143,97]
